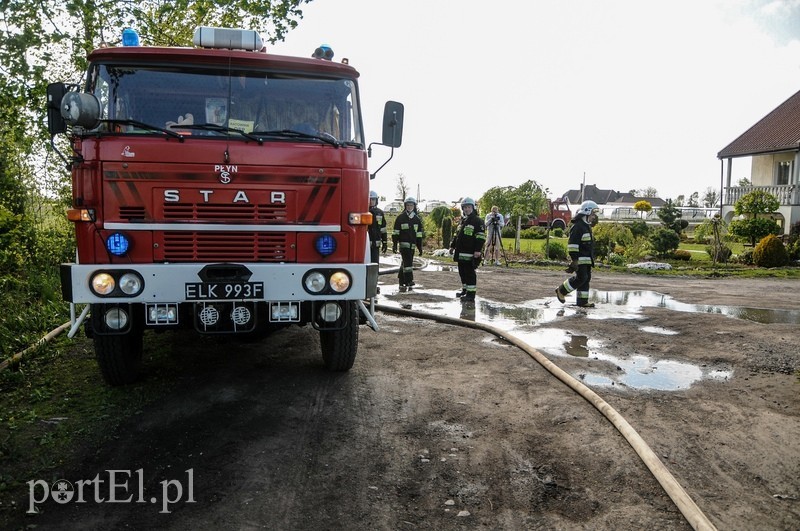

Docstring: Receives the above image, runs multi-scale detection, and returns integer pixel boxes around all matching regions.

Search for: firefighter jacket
[368,205,387,246]
[567,216,595,266]
[392,210,423,251]
[450,211,486,261]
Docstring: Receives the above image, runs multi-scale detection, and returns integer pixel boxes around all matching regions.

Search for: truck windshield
[89,64,363,145]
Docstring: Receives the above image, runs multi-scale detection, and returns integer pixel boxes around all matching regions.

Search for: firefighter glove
[565,260,578,273]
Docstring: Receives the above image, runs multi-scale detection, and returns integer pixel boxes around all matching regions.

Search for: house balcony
[723,184,799,207]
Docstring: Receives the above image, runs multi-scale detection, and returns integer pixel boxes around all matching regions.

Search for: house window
[776,161,791,185]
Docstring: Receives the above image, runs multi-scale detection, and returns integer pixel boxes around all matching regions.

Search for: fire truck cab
[47,27,403,385]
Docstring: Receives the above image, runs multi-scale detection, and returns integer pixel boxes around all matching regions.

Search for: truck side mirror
[47,83,68,136]
[381,101,404,148]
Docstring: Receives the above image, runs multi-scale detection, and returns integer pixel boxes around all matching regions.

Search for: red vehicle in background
[527,198,572,230]
[47,27,403,385]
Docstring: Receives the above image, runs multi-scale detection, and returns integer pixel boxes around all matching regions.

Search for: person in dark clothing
[449,197,485,303]
[392,197,423,291]
[555,200,599,307]
[368,190,387,264]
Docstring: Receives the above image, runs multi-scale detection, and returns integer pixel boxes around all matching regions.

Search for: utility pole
[580,172,585,203]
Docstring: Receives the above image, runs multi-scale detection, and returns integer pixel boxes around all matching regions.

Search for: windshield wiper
[103,119,183,140]
[174,123,263,144]
[251,129,341,148]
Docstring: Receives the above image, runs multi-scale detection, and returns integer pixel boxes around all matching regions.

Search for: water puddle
[374,279,791,391]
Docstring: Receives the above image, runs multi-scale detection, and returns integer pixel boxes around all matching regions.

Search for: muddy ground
[7,265,800,530]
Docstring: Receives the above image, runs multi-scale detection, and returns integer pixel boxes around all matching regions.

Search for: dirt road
[11,266,800,530]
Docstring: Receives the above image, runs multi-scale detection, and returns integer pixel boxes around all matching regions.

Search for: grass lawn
[501,237,746,262]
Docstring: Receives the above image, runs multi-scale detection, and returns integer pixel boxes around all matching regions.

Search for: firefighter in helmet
[449,197,485,303]
[556,200,599,307]
[392,196,423,290]
[368,190,387,264]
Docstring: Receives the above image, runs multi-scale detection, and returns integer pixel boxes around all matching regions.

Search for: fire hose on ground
[373,301,717,531]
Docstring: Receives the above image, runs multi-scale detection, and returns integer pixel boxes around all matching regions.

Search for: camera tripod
[484,221,508,267]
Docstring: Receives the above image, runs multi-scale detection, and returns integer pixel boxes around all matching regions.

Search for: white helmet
[404,196,417,205]
[461,197,476,207]
[578,200,599,216]
[369,190,378,200]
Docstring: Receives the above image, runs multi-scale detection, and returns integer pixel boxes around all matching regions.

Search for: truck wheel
[552,219,566,230]
[94,331,143,386]
[319,302,358,371]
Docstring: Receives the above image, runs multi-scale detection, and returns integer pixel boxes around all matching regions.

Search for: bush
[628,220,649,238]
[752,234,788,268]
[706,244,732,263]
[543,240,567,260]
[648,227,680,257]
[670,249,692,261]
[519,227,546,239]
[732,249,754,265]
[501,225,515,238]
[607,252,626,266]
[552,227,564,238]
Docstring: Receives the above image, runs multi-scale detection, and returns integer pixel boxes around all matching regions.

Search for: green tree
[729,190,781,246]
[480,180,548,252]
[429,205,452,247]
[702,187,719,208]
[657,199,688,234]
[633,200,652,219]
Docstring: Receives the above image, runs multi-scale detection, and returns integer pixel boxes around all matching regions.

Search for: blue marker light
[106,233,130,256]
[314,234,337,256]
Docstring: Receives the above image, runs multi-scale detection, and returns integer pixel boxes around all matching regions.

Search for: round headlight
[319,302,342,322]
[91,273,116,295]
[329,271,351,293]
[106,233,130,256]
[104,307,129,330]
[118,272,143,295]
[314,234,337,257]
[304,271,327,293]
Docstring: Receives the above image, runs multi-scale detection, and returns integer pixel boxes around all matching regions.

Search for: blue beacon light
[122,28,140,47]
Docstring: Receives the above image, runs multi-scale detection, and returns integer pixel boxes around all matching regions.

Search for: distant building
[562,184,666,208]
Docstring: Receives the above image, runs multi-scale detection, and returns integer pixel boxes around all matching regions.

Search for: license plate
[185,282,264,300]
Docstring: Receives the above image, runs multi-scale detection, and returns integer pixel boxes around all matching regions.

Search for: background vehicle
[526,198,572,230]
[47,27,403,385]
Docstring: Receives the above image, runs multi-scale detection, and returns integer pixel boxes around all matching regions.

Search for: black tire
[94,331,144,386]
[319,302,358,371]
[552,219,567,230]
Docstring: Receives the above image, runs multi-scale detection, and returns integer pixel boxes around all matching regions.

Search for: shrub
[628,220,649,238]
[501,225,515,238]
[441,216,452,248]
[648,227,680,257]
[706,244,732,263]
[552,227,564,238]
[670,249,692,261]
[543,240,567,260]
[519,227,546,239]
[752,234,788,268]
[624,237,653,262]
[607,252,626,266]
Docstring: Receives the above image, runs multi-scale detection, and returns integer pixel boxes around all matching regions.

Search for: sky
[271,0,800,205]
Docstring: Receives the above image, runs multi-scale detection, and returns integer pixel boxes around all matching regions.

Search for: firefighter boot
[456,288,467,298]
[462,291,476,303]
[555,285,567,304]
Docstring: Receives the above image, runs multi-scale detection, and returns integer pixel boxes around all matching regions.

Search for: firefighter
[392,196,423,290]
[556,200,599,307]
[449,197,485,303]
[368,190,387,264]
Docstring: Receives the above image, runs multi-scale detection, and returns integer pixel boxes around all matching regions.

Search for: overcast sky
[272,0,800,205]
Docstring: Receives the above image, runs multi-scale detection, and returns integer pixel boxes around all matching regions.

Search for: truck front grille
[163,203,287,221]
[159,232,293,262]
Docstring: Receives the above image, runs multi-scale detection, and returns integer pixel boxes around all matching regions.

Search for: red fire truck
[46,27,403,385]
[527,198,572,230]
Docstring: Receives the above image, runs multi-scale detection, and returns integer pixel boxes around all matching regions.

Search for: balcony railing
[724,184,799,206]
